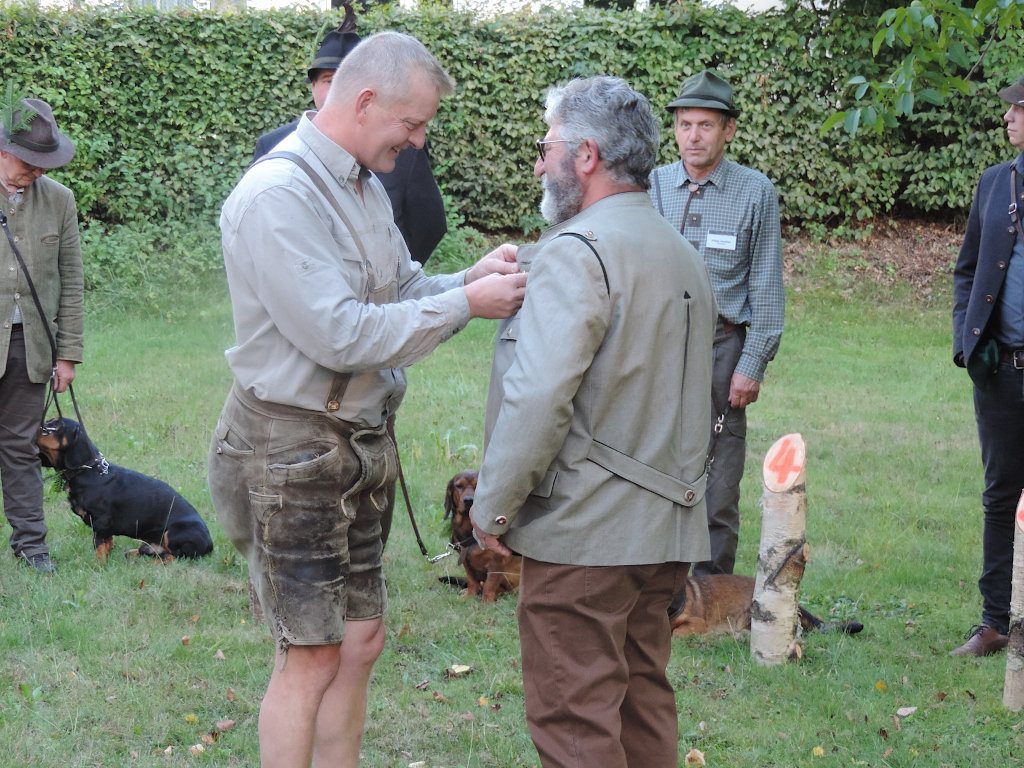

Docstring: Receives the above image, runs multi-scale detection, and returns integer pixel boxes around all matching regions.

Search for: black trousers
[973,360,1024,634]
[0,326,48,557]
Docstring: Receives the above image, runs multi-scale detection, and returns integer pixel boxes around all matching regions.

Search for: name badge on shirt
[706,231,737,251]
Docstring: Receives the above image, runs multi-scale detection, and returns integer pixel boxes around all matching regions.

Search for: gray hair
[329,31,455,106]
[544,76,659,189]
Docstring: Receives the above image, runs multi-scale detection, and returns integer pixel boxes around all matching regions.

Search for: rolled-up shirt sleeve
[228,182,469,374]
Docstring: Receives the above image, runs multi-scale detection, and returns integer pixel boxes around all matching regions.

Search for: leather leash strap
[0,210,85,428]
[384,416,446,560]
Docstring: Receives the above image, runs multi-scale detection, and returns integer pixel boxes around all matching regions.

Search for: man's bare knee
[274,644,343,686]
[339,620,385,669]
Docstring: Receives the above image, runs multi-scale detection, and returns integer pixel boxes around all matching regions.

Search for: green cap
[667,69,740,117]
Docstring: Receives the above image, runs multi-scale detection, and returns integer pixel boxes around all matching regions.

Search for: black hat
[998,76,1024,106]
[0,98,75,169]
[667,69,741,117]
[306,5,361,82]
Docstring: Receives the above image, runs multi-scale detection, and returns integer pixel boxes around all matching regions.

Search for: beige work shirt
[220,115,469,427]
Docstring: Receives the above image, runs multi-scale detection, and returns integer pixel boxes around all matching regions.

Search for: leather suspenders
[258,150,357,412]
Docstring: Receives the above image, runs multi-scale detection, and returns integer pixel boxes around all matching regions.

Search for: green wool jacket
[0,175,84,383]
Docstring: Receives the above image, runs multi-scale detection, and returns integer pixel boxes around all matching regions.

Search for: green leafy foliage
[78,219,223,311]
[834,0,1024,135]
[0,2,1015,248]
[0,81,37,136]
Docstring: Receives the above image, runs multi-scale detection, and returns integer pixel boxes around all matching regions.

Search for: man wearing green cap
[649,69,783,577]
[950,75,1024,657]
[0,95,83,574]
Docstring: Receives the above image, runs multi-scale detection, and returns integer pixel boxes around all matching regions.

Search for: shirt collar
[674,157,731,190]
[1015,152,1024,175]
[295,111,364,188]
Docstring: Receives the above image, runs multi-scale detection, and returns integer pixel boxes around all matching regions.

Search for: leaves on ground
[445,664,472,678]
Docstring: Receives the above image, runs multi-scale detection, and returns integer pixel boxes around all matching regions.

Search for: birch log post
[1003,490,1024,710]
[750,433,809,666]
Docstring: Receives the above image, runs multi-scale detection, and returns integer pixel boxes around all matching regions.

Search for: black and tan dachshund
[37,417,213,562]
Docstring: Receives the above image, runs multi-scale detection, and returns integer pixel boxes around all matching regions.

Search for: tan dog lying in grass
[669,573,863,637]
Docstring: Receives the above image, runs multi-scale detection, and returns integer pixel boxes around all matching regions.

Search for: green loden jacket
[0,175,84,383]
[472,191,718,566]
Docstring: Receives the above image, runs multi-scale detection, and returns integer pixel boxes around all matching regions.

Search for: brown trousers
[517,557,687,768]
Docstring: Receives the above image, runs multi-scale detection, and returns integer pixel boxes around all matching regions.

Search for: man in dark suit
[253,7,447,265]
[951,75,1024,656]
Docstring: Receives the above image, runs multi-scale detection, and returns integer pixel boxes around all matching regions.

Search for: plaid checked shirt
[649,158,783,382]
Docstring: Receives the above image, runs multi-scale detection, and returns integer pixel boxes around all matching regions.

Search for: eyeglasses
[535,138,574,162]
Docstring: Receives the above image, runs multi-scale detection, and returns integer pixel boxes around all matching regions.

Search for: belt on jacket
[999,347,1024,369]
[586,439,706,508]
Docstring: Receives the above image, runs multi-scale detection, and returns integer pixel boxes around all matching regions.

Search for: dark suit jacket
[953,156,1023,370]
[253,119,447,265]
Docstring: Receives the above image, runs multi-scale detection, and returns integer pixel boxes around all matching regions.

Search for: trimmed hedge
[1,2,1020,232]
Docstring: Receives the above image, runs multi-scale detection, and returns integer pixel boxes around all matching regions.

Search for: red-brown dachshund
[669,573,863,637]
[443,470,521,602]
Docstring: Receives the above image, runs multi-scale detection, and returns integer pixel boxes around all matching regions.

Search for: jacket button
[998,261,1007,269]
[494,515,508,525]
[1010,227,1017,234]
[326,400,340,412]
[986,294,994,303]
[972,328,982,336]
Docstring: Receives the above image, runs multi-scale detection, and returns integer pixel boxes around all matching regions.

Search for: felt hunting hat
[0,98,75,169]
[998,76,1024,106]
[306,16,361,82]
[667,69,741,117]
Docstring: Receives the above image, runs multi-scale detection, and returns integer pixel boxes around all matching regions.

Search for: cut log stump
[751,433,808,666]
[1004,490,1024,711]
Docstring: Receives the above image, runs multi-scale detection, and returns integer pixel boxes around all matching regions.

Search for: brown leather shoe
[950,625,1008,657]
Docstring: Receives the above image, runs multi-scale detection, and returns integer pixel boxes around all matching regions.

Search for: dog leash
[0,210,86,429]
[706,405,730,472]
[386,417,451,563]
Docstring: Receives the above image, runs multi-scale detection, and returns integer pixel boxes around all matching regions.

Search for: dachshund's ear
[443,477,456,519]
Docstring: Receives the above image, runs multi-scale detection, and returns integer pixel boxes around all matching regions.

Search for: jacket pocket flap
[529,470,557,499]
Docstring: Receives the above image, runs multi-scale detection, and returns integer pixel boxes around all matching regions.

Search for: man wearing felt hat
[0,94,83,575]
[649,68,784,578]
[254,3,447,266]
[951,75,1024,657]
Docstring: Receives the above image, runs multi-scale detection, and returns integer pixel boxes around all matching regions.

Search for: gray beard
[539,160,583,225]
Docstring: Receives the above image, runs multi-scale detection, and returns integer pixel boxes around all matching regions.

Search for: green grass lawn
[1,267,1020,767]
